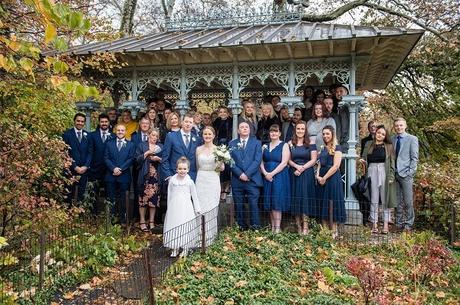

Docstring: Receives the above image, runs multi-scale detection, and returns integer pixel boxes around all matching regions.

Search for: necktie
[395,135,401,169]
[77,131,82,143]
[242,139,246,149]
[143,134,147,142]
[102,132,107,143]
[184,134,190,147]
[117,140,123,151]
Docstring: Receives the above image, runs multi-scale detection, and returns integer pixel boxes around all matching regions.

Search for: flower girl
[163,157,202,257]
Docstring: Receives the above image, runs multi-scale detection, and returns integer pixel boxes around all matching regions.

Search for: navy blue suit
[87,129,113,213]
[62,128,92,203]
[104,138,135,223]
[88,129,114,181]
[161,131,202,181]
[129,130,149,220]
[229,136,262,229]
[283,123,295,143]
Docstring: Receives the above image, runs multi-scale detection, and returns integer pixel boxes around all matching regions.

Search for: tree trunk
[119,0,138,36]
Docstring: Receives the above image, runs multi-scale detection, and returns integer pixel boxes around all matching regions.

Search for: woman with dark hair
[145,108,159,130]
[312,89,326,104]
[260,124,291,233]
[302,86,315,121]
[360,125,396,234]
[213,106,233,199]
[257,103,281,145]
[288,121,318,235]
[316,125,345,238]
[307,102,336,148]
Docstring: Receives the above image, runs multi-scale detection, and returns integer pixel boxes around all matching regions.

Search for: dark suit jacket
[104,139,135,183]
[160,131,202,181]
[62,128,92,172]
[229,136,263,187]
[131,131,149,148]
[88,129,113,180]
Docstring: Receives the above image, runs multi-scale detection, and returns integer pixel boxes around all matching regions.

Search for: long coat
[362,142,397,209]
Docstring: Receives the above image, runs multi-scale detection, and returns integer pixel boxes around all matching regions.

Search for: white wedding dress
[196,152,221,246]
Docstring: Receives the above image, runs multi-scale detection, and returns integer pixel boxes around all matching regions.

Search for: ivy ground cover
[156,228,459,305]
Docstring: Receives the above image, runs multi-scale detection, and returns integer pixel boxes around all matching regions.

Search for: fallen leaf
[79,283,92,290]
[317,280,330,293]
[63,292,75,300]
[235,280,248,288]
[436,291,446,298]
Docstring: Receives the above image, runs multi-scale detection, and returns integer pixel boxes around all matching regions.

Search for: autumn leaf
[45,23,57,44]
[235,280,247,288]
[436,291,446,298]
[317,280,331,293]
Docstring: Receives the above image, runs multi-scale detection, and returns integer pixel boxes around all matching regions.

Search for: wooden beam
[329,40,334,56]
[187,50,200,62]
[307,42,313,56]
[264,44,273,57]
[152,52,163,63]
[286,43,293,58]
[224,47,236,61]
[243,46,254,60]
[351,38,357,52]
[204,49,218,61]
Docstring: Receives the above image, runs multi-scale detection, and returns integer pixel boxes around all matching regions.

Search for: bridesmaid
[136,129,163,232]
[288,121,318,235]
[316,125,346,238]
[260,124,291,233]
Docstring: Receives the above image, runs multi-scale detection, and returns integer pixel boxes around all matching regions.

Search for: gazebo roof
[71,21,423,90]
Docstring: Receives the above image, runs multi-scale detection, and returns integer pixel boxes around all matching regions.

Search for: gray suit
[392,132,419,229]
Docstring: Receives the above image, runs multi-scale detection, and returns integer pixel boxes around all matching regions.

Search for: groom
[161,112,202,181]
[229,121,262,230]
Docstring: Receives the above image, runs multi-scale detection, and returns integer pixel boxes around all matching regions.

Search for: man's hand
[239,173,249,182]
[113,167,122,176]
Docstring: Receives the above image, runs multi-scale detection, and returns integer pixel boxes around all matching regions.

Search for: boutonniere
[237,142,243,150]
[262,144,268,151]
[319,145,324,153]
[83,132,88,138]
[122,142,127,148]
[192,137,196,142]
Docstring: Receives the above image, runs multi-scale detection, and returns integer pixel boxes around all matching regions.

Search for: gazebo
[70,12,423,211]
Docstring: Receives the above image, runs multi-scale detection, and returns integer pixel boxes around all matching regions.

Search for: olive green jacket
[362,142,397,209]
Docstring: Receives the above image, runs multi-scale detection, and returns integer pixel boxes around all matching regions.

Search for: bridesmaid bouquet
[213,145,233,170]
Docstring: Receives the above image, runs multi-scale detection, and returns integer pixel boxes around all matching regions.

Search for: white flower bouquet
[213,144,233,170]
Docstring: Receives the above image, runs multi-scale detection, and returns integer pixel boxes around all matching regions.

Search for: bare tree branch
[300,0,370,22]
[362,2,449,43]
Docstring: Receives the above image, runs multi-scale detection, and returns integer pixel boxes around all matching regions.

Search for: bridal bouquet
[213,144,233,169]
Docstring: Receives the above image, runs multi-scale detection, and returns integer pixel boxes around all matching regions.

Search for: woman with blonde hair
[257,102,281,145]
[316,125,345,238]
[238,98,258,136]
[135,128,163,231]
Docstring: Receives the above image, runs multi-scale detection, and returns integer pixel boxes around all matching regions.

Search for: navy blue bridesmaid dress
[262,142,291,212]
[290,144,318,216]
[317,145,346,223]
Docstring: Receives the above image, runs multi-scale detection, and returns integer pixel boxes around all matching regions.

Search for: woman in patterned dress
[136,129,163,232]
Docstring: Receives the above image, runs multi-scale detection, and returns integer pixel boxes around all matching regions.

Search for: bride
[195,126,224,246]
